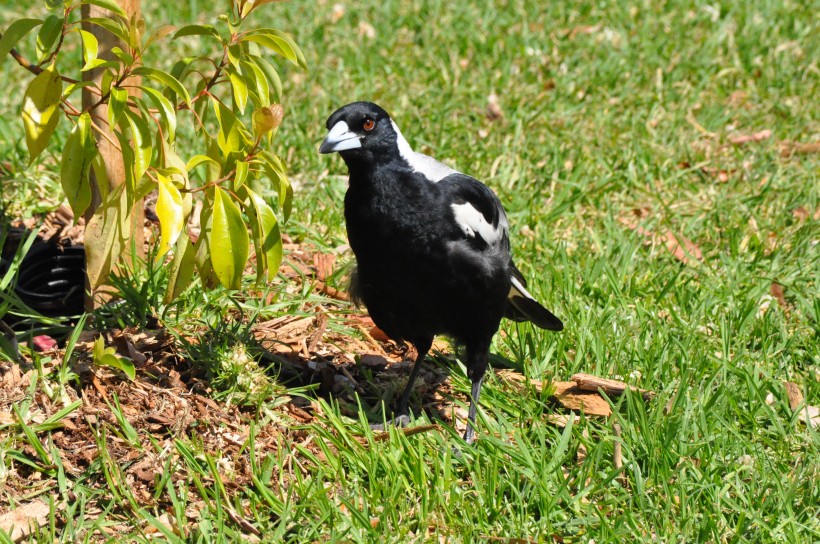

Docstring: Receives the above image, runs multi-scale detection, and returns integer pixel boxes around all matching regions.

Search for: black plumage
[319,102,562,443]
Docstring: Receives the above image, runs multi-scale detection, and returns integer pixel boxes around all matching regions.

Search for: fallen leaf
[779,140,820,157]
[798,405,820,429]
[313,253,336,282]
[792,207,809,221]
[727,90,747,107]
[357,21,376,39]
[486,93,503,121]
[0,499,51,542]
[571,373,655,400]
[770,283,788,312]
[783,381,803,411]
[728,129,772,145]
[662,231,703,265]
[619,215,703,265]
[552,381,612,416]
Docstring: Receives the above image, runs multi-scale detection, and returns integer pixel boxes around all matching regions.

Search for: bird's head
[319,102,399,162]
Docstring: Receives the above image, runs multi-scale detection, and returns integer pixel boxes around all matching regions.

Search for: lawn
[0,0,818,542]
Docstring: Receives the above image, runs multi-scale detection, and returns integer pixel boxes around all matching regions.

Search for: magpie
[319,102,563,443]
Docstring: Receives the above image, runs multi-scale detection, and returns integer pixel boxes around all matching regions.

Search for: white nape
[391,120,456,182]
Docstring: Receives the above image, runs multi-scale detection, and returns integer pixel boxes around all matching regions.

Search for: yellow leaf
[155,174,184,260]
[22,63,62,164]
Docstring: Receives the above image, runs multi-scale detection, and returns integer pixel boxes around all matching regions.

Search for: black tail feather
[506,295,563,331]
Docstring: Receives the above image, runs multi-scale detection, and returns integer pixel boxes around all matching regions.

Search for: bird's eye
[363,118,375,131]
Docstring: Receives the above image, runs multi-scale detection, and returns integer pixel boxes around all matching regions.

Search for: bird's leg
[396,343,430,417]
[462,344,490,444]
[463,376,484,445]
[371,338,431,431]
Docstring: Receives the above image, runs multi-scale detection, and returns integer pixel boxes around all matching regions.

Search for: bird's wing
[439,173,563,331]
[439,173,510,251]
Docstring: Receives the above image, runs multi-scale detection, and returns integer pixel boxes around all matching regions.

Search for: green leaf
[60,112,95,220]
[80,0,127,18]
[98,352,136,380]
[210,187,249,290]
[63,80,96,98]
[261,151,292,222]
[185,154,219,172]
[251,55,282,101]
[193,202,218,288]
[108,46,134,66]
[132,67,192,110]
[79,29,98,70]
[36,15,63,61]
[22,62,62,164]
[155,174,184,259]
[141,86,177,143]
[234,160,249,190]
[100,69,115,95]
[164,232,197,303]
[82,18,129,44]
[241,59,270,108]
[227,42,243,69]
[123,109,153,185]
[92,335,105,360]
[0,19,43,63]
[246,188,282,282]
[108,86,127,127]
[241,29,305,68]
[211,97,251,156]
[226,66,249,114]
[173,24,222,42]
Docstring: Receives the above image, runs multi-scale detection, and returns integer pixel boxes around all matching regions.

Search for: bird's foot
[369,414,411,432]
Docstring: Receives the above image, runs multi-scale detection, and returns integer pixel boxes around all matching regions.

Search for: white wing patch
[509,275,535,301]
[392,120,456,182]
[451,202,504,245]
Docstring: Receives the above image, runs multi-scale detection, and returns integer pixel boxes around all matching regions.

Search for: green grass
[1,0,819,542]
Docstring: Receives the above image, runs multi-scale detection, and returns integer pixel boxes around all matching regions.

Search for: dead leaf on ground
[571,373,655,400]
[498,371,613,417]
[552,381,612,416]
[726,90,748,107]
[619,213,703,266]
[779,140,820,157]
[313,253,336,282]
[662,231,703,265]
[700,166,734,183]
[770,283,788,313]
[783,381,820,429]
[784,381,804,411]
[728,129,772,146]
[486,93,504,121]
[0,499,51,542]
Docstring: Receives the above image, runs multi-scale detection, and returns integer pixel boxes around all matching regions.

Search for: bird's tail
[506,275,563,331]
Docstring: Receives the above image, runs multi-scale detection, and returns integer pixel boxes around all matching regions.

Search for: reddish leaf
[728,129,772,145]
